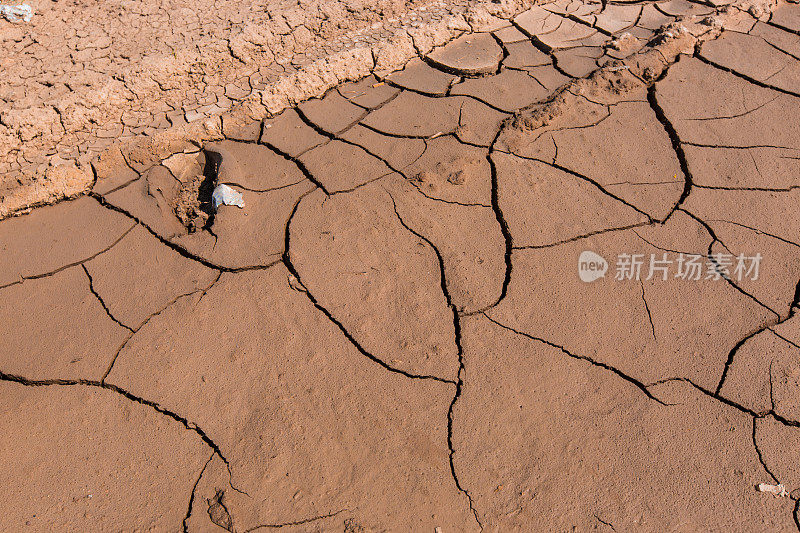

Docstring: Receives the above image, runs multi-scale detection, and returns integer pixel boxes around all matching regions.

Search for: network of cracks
[3,0,800,530]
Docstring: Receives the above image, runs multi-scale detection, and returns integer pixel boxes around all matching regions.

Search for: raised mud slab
[1,0,539,217]
[3,0,800,530]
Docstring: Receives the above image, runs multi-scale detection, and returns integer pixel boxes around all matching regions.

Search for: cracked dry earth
[1,0,539,216]
[4,0,800,530]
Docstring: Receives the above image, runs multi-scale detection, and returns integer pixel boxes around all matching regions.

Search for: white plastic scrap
[211,184,244,210]
[757,483,789,497]
[0,3,33,22]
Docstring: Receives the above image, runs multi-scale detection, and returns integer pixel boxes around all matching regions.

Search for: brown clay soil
[3,0,800,530]
[0,0,535,216]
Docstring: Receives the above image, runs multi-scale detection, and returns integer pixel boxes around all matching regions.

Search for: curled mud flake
[386,58,457,96]
[207,489,234,531]
[748,4,765,18]
[426,33,504,76]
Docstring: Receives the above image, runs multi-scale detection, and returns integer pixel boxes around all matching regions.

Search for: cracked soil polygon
[453,315,796,531]
[426,33,504,75]
[106,266,473,531]
[82,224,219,329]
[0,382,209,530]
[289,184,460,381]
[386,58,459,96]
[489,211,775,391]
[0,267,131,380]
[259,109,328,157]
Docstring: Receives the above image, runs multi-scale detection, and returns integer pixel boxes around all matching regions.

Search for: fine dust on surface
[0,0,538,216]
[3,0,800,530]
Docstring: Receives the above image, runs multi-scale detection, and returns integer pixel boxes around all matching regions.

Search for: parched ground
[0,0,534,215]
[3,0,800,530]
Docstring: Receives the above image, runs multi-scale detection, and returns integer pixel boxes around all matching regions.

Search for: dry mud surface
[1,0,537,215]
[3,0,800,530]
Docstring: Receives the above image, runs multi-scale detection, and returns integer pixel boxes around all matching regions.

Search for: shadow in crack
[198,150,222,234]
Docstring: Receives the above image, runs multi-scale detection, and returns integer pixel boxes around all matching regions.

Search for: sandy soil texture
[3,0,800,530]
[0,0,536,216]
